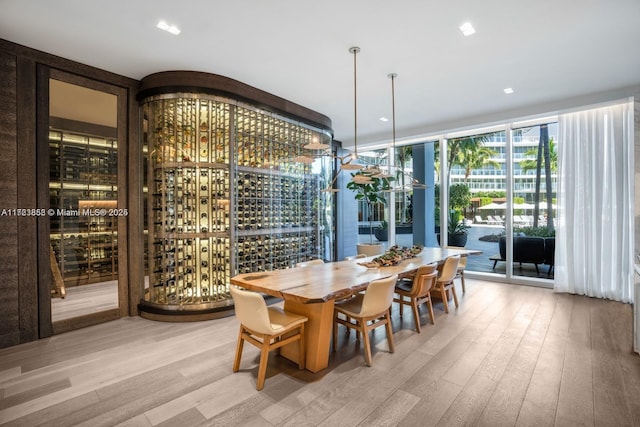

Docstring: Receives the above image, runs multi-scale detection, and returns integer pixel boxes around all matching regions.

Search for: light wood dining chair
[296,259,325,267]
[230,286,308,390]
[430,255,460,313]
[332,275,398,366]
[445,246,468,294]
[394,264,438,332]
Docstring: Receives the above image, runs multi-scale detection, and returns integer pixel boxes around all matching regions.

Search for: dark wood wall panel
[17,56,38,343]
[0,38,140,349]
[0,51,20,347]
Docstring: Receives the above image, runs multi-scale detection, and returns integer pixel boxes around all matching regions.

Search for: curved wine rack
[138,71,334,320]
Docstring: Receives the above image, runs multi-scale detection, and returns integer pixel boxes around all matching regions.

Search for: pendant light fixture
[385,72,426,191]
[341,46,364,173]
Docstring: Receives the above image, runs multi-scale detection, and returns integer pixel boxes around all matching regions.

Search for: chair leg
[426,297,435,324]
[440,287,449,313]
[298,324,306,370]
[256,339,270,391]
[385,313,395,353]
[362,325,373,366]
[332,312,338,352]
[460,272,466,294]
[233,326,245,372]
[451,284,459,309]
[410,298,421,333]
[398,296,404,317]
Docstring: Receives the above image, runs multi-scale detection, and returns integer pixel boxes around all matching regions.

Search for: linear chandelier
[294,46,426,192]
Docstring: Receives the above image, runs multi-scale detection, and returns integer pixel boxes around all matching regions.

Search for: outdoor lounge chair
[475,215,487,224]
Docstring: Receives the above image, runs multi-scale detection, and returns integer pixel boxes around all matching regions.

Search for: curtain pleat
[555,101,634,303]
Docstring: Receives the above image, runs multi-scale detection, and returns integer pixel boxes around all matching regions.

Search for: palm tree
[395,146,414,224]
[520,137,557,173]
[457,145,500,182]
[519,127,556,229]
[433,135,496,223]
[446,136,481,183]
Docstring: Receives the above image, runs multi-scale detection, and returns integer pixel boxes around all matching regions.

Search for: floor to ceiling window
[510,122,558,280]
[354,118,558,286]
[355,148,390,245]
[439,120,557,284]
[445,129,508,277]
[355,145,432,249]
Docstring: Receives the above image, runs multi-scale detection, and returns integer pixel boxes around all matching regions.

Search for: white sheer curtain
[555,101,634,303]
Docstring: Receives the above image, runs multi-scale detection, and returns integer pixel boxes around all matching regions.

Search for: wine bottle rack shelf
[142,93,334,313]
[49,129,119,287]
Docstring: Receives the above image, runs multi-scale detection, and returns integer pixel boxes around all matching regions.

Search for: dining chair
[394,264,438,332]
[230,286,308,390]
[296,259,325,267]
[332,274,398,366]
[445,246,468,294]
[430,255,460,313]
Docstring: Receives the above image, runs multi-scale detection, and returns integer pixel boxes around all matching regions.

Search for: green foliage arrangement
[514,226,556,237]
[346,170,394,244]
[447,210,469,235]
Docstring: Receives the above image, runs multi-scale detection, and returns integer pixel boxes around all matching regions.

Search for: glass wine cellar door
[48,77,124,327]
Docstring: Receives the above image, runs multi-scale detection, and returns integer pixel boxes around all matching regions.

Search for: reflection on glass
[49,79,119,322]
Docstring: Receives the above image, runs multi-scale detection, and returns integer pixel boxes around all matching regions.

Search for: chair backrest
[412,264,438,297]
[360,275,398,317]
[296,259,325,267]
[230,286,273,335]
[438,255,460,283]
[445,246,467,268]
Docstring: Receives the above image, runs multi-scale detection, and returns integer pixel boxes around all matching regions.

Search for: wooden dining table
[230,246,480,372]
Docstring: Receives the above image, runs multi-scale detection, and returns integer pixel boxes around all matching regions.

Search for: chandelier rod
[349,46,360,159]
[389,72,397,171]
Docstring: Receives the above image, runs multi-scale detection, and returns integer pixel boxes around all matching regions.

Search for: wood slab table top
[230,246,481,304]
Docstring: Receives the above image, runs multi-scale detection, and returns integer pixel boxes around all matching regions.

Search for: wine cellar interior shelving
[142,92,334,314]
[49,129,119,287]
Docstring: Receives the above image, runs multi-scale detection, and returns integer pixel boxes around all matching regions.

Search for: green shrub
[514,226,555,237]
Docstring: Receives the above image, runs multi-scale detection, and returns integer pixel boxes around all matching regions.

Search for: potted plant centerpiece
[447,209,469,247]
[374,220,388,242]
[447,184,471,247]
[346,169,393,256]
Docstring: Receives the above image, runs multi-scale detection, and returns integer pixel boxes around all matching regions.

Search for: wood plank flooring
[51,280,118,322]
[1,279,638,426]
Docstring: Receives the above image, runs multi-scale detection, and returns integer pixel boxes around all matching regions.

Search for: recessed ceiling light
[157,20,181,35]
[459,22,476,36]
[504,87,514,94]
[379,117,389,122]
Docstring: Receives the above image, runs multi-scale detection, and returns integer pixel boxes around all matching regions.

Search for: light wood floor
[51,280,119,322]
[1,279,639,426]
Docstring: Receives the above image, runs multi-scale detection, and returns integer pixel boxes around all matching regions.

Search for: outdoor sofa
[490,236,555,276]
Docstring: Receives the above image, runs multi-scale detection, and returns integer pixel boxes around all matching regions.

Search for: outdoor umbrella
[537,201,557,210]
[479,202,506,210]
[513,202,534,210]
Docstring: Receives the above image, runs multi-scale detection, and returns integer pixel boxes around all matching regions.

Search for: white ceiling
[1,0,639,148]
